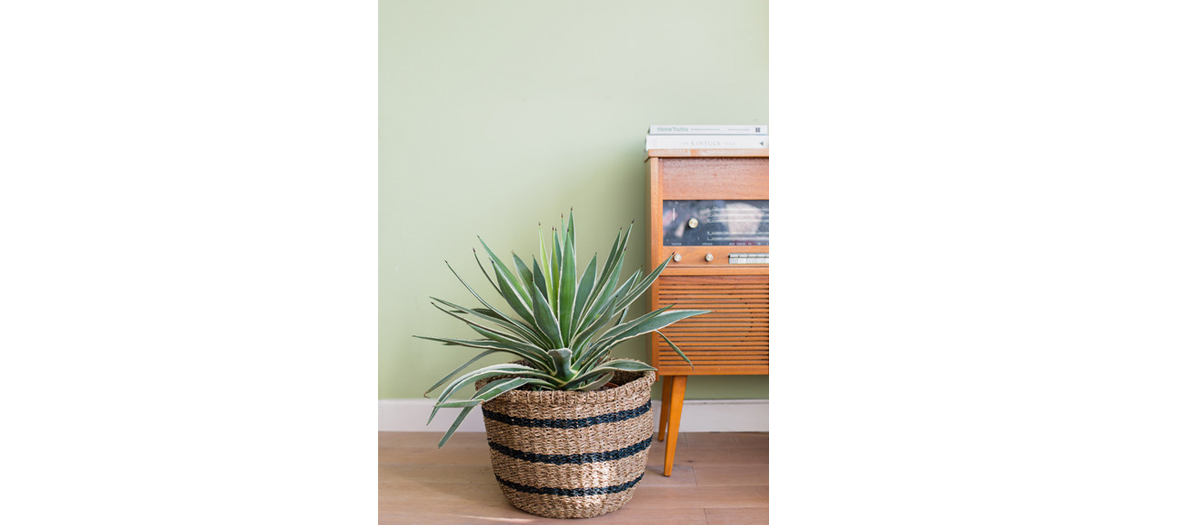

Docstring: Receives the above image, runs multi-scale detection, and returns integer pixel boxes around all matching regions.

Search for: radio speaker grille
[653,275,769,375]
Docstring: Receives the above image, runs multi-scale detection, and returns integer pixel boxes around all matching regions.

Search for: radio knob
[705,253,714,262]
[687,218,699,229]
[672,253,682,262]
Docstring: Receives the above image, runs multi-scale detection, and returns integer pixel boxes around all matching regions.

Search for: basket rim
[478,359,656,407]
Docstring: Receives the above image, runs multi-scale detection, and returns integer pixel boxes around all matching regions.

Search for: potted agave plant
[415,210,706,519]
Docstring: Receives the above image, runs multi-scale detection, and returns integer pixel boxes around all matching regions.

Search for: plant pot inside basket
[476,362,656,519]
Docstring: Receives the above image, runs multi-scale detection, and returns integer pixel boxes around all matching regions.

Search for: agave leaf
[511,253,534,300]
[575,304,676,367]
[570,294,621,363]
[443,262,539,341]
[429,296,547,349]
[588,309,710,363]
[550,228,562,308]
[478,237,527,292]
[423,349,499,397]
[434,376,547,408]
[538,224,551,298]
[429,301,531,345]
[656,330,694,368]
[436,405,476,448]
[607,268,643,316]
[566,209,576,261]
[462,325,555,372]
[491,257,535,324]
[612,306,629,329]
[558,229,577,340]
[434,363,558,412]
[412,335,555,369]
[472,249,500,294]
[574,229,622,331]
[576,264,634,337]
[596,306,694,344]
[531,258,548,304]
[571,371,613,392]
[574,250,626,335]
[613,254,675,314]
[593,223,632,298]
[588,359,658,373]
[583,230,622,315]
[471,307,502,318]
[571,254,596,324]
[478,237,534,316]
[547,348,575,383]
[529,281,564,347]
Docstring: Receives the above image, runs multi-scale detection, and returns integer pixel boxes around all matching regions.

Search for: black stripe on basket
[482,400,651,429]
[495,472,644,497]
[488,436,652,465]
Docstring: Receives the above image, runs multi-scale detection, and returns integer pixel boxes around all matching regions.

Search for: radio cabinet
[646,148,769,476]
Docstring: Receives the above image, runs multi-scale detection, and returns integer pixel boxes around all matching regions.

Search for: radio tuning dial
[687,218,699,229]
[705,253,714,262]
[672,253,682,262]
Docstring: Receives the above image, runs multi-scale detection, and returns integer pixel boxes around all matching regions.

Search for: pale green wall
[379,0,769,400]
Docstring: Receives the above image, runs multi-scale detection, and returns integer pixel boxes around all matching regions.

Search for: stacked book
[645,124,769,151]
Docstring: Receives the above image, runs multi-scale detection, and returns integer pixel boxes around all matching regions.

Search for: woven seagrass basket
[476,361,657,519]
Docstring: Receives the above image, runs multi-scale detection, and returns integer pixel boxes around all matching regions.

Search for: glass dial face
[662,200,769,246]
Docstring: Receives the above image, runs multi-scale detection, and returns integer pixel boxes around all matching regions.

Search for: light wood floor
[379,431,769,524]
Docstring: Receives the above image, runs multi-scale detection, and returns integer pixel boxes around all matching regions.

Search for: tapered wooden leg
[662,375,687,477]
[657,376,673,442]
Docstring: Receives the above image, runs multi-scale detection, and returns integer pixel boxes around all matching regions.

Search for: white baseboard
[378,398,768,433]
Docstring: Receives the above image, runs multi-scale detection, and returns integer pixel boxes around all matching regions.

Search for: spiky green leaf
[655,330,693,368]
[571,371,613,392]
[589,359,658,373]
[423,349,499,397]
[443,262,536,341]
[429,296,547,349]
[558,229,577,340]
[436,406,475,448]
[531,258,548,304]
[529,281,564,347]
[571,254,596,324]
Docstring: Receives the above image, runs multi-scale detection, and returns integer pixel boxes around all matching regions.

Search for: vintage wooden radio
[645,148,769,476]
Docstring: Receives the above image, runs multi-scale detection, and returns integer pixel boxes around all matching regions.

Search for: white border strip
[378,399,769,433]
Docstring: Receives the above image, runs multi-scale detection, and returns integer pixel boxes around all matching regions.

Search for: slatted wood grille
[652,275,769,375]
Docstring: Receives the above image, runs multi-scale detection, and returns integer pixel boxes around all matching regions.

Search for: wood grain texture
[693,465,770,487]
[658,377,673,442]
[705,507,772,525]
[379,431,768,524]
[663,375,688,476]
[658,157,769,200]
[653,275,769,375]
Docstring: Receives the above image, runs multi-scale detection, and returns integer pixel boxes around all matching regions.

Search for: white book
[648,124,768,135]
[645,134,769,150]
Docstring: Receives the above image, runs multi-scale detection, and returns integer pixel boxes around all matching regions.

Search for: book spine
[648,124,769,135]
[645,134,769,150]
